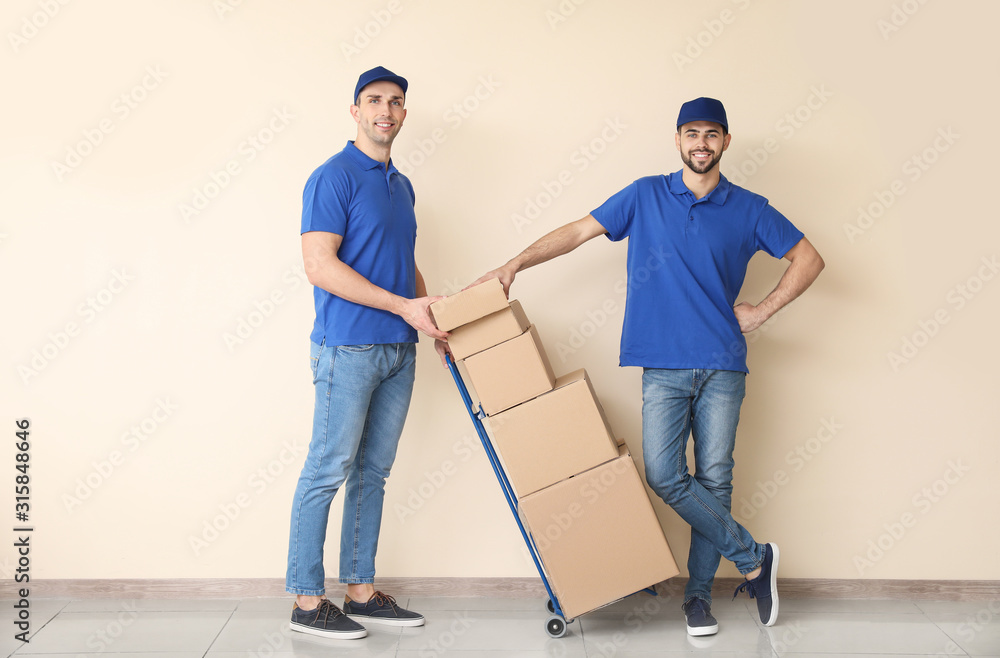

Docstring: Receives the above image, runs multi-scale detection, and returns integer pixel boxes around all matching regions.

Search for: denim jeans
[286,341,416,595]
[641,368,764,605]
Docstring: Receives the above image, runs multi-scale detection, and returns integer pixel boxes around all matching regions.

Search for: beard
[682,148,723,174]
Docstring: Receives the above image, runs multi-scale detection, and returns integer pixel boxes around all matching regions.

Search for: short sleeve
[301,170,350,236]
[591,182,638,242]
[754,203,804,259]
[398,173,416,206]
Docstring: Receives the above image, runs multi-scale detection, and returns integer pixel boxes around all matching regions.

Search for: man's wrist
[754,302,773,326]
[386,293,408,317]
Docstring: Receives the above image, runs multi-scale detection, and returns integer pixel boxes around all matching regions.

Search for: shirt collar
[667,170,731,205]
[344,140,398,175]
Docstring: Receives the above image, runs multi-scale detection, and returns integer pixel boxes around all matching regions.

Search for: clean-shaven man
[286,66,449,639]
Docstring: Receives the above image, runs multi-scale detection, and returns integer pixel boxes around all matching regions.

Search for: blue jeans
[286,341,416,595]
[641,368,764,605]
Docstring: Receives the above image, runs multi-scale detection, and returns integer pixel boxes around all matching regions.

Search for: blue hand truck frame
[446,355,657,638]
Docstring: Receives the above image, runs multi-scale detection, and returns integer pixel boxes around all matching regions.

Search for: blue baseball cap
[677,97,728,132]
[353,66,408,103]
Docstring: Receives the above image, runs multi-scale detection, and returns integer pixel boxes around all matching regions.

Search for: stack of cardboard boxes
[431,279,678,619]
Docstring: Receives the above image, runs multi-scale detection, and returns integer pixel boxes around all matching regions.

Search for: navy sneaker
[682,597,719,636]
[344,591,425,627]
[290,599,367,639]
[733,542,780,626]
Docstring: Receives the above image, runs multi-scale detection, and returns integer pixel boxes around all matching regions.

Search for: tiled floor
[2,594,998,657]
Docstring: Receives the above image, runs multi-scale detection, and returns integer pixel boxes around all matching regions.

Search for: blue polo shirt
[591,171,803,372]
[301,141,417,346]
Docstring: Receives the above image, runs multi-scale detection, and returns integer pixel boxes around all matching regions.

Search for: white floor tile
[233,597,299,613]
[396,645,587,658]
[61,598,240,612]
[208,603,400,653]
[760,611,961,655]
[584,591,754,621]
[14,654,204,658]
[0,599,70,621]
[396,609,586,654]
[0,599,69,655]
[207,635,398,658]
[581,613,773,654]
[775,597,924,615]
[917,599,1000,618]
[775,654,960,658]
[10,595,996,657]
[16,610,232,654]
[583,651,773,658]
[929,612,1000,656]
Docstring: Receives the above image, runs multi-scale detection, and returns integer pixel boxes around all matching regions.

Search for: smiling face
[675,121,731,175]
[351,80,406,153]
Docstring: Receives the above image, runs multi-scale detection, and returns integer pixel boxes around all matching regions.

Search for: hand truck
[446,355,657,637]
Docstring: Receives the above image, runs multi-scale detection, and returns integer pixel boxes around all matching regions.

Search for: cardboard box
[430,278,508,332]
[463,324,556,415]
[518,446,679,619]
[448,300,531,361]
[488,369,619,497]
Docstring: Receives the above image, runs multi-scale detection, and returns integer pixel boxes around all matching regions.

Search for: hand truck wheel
[545,615,567,638]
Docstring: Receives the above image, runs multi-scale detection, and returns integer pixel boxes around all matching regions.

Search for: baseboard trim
[5,578,998,601]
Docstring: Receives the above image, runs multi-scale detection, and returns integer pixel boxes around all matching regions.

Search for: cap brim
[677,117,727,130]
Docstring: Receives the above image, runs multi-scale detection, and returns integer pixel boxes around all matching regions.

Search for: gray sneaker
[682,597,719,636]
[733,542,780,626]
[344,591,425,627]
[290,599,367,639]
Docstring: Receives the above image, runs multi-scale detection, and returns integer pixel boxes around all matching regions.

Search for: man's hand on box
[467,265,515,297]
[400,296,450,340]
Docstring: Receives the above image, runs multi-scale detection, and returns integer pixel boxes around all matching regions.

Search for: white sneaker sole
[290,620,368,639]
[686,622,719,636]
[764,542,780,627]
[347,614,425,627]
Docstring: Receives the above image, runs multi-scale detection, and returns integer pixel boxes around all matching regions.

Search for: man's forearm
[307,257,448,340]
[506,215,605,274]
[755,247,824,322]
[308,258,406,316]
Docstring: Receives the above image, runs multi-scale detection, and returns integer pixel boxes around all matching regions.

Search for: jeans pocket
[309,340,325,381]
[338,344,375,353]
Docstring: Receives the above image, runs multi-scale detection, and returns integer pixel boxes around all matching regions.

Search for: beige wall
[3,0,997,583]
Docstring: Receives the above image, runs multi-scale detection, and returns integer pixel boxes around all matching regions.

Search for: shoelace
[685,598,710,615]
[732,578,758,601]
[371,590,399,612]
[305,599,345,626]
